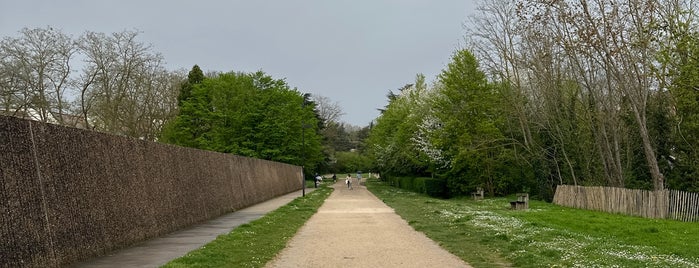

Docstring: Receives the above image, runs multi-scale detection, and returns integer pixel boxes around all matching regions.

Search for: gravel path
[265,180,471,268]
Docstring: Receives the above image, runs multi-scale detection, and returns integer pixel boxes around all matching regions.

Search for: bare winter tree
[468,0,588,188]
[76,30,181,140]
[546,0,667,190]
[0,27,182,140]
[0,56,28,116]
[469,0,689,190]
[0,27,76,123]
[311,94,344,125]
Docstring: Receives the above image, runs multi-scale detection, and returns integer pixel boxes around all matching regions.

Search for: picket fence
[553,185,699,222]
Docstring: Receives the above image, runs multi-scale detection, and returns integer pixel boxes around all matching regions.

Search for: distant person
[346,174,352,190]
[314,173,322,188]
[357,171,362,185]
[332,173,337,183]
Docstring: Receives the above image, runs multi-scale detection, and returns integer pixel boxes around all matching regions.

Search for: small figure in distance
[314,173,322,188]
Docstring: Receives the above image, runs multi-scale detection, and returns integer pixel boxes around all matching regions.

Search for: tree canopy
[161,68,324,172]
[366,0,699,198]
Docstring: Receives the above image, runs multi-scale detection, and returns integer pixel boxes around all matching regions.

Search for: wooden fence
[669,189,699,222]
[553,185,699,221]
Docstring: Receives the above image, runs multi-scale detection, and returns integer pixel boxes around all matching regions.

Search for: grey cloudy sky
[0,1,478,126]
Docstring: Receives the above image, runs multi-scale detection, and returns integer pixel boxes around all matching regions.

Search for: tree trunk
[632,105,665,190]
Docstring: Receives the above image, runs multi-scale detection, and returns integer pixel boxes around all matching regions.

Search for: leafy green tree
[161,70,324,172]
[323,122,353,152]
[177,65,204,105]
[433,49,520,196]
[366,80,432,178]
[662,27,699,192]
[332,151,372,174]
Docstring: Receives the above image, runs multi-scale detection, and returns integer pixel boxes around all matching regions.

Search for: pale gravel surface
[265,179,472,268]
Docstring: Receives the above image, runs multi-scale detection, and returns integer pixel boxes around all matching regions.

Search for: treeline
[0,27,181,140]
[159,67,371,175]
[160,66,326,173]
[0,27,332,174]
[367,0,699,200]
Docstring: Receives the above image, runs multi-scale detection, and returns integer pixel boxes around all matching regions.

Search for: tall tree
[178,64,204,105]
[311,94,344,125]
[0,27,76,123]
[658,0,699,191]
[76,30,179,139]
[465,0,693,191]
[366,81,431,177]
[434,49,513,195]
[161,71,325,171]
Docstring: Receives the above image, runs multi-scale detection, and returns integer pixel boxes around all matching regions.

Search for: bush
[400,177,412,190]
[412,177,426,194]
[382,176,447,198]
[423,178,447,198]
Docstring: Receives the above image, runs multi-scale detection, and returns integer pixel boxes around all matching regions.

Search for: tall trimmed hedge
[383,175,447,198]
[0,115,302,267]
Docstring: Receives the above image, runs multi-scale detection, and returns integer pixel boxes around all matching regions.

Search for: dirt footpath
[265,180,471,268]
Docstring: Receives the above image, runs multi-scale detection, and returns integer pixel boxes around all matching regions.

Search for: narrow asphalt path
[266,179,471,268]
[72,189,313,268]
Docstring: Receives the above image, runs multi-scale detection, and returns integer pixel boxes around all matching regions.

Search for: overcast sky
[0,1,478,126]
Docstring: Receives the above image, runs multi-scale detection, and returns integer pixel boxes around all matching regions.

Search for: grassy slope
[162,186,332,268]
[367,179,699,268]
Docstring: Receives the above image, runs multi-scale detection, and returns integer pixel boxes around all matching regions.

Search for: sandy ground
[265,179,472,268]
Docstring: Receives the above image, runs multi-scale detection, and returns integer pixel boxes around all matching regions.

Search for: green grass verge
[366,179,699,268]
[162,186,332,268]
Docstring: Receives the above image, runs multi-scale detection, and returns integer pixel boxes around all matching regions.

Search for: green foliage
[366,75,436,178]
[161,70,324,172]
[383,176,447,198]
[366,50,536,197]
[321,122,353,152]
[331,151,371,173]
[322,122,373,174]
[434,49,525,196]
[365,2,699,197]
[423,178,448,198]
[177,65,204,105]
[661,29,699,192]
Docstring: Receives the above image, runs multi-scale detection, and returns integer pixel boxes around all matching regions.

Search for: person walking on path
[346,174,352,190]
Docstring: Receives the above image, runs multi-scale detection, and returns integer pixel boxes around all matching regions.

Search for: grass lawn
[162,185,332,268]
[366,179,699,268]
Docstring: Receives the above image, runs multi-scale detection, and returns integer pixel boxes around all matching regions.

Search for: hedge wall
[0,115,302,267]
[383,175,447,198]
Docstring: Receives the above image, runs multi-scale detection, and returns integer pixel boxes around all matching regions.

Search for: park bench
[509,193,529,210]
[471,187,484,200]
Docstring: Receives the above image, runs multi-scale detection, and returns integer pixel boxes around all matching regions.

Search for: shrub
[400,177,412,190]
[412,177,426,194]
[423,178,447,198]
[380,176,447,198]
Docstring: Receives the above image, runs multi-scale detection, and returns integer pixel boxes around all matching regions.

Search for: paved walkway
[265,180,471,268]
[72,189,313,268]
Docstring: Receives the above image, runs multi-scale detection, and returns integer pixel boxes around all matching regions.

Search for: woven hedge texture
[0,115,302,267]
